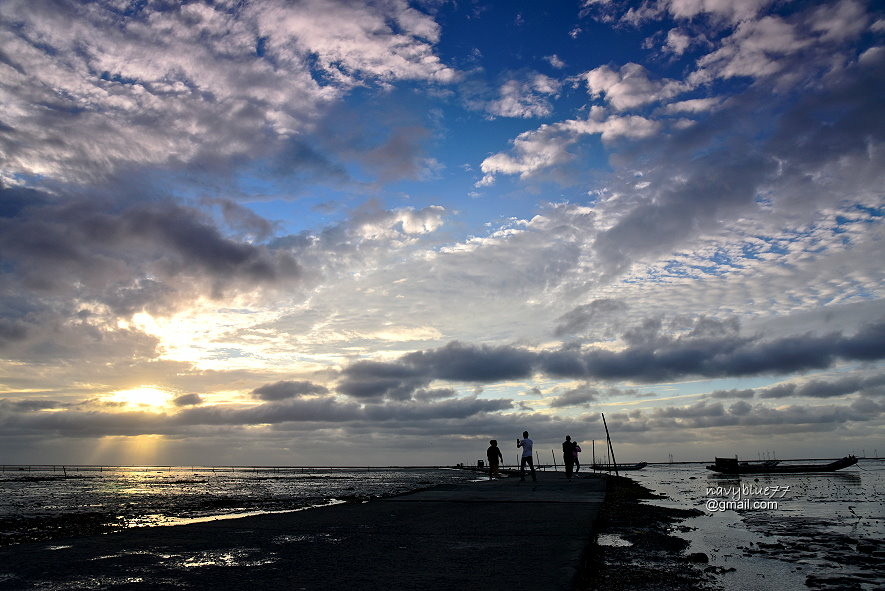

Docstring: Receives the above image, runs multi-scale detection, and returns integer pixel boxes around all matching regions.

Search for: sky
[1,0,883,467]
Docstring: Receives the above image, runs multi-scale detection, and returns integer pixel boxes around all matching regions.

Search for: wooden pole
[551,450,557,471]
[601,413,619,477]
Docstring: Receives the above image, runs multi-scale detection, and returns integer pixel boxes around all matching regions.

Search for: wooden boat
[706,455,857,475]
[591,461,648,471]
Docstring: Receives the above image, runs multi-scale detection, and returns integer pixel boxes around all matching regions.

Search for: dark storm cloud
[252,380,330,401]
[337,320,885,397]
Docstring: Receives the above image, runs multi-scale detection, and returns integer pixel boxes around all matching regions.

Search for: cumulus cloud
[478,108,659,184]
[0,0,455,183]
[581,63,688,110]
[486,73,561,118]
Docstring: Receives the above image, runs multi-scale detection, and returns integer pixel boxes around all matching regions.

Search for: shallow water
[627,460,885,591]
[0,466,476,545]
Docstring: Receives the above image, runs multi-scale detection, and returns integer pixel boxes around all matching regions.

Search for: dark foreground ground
[0,471,611,590]
[576,474,717,591]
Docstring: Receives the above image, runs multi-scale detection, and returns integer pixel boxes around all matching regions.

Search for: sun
[108,386,173,410]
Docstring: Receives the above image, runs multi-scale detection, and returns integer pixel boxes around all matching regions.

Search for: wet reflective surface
[0,466,475,546]
[629,460,885,590]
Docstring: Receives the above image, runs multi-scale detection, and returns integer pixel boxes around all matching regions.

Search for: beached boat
[591,461,648,471]
[706,455,857,474]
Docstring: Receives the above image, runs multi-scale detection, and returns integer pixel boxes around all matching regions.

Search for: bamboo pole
[601,413,619,477]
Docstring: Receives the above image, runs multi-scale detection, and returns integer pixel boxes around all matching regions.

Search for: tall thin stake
[601,412,619,477]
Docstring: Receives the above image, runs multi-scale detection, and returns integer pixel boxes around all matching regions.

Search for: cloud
[549,385,600,408]
[0,0,455,183]
[664,28,694,55]
[253,380,330,401]
[581,63,688,110]
[756,374,885,399]
[486,73,561,118]
[173,393,203,407]
[667,0,772,23]
[545,55,566,69]
[0,393,512,438]
[333,320,885,398]
[807,0,869,43]
[0,191,301,307]
[554,298,629,338]
[337,341,535,401]
[478,108,660,184]
[663,97,721,113]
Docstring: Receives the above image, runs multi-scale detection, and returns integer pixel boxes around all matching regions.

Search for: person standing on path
[486,440,503,479]
[517,431,536,482]
[573,441,582,473]
[562,435,576,479]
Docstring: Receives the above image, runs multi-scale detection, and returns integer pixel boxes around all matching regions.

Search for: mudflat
[0,471,605,590]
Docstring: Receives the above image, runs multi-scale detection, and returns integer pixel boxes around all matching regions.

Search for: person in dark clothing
[562,435,577,479]
[486,439,503,479]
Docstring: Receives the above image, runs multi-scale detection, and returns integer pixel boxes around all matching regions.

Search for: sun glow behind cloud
[107,386,174,411]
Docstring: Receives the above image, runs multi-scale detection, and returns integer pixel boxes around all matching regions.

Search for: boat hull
[591,461,648,471]
[706,455,858,475]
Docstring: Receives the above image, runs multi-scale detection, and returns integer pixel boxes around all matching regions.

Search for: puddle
[175,548,277,568]
[596,533,633,547]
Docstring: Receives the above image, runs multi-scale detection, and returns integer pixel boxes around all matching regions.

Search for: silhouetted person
[517,431,536,482]
[486,439,503,479]
[562,435,577,479]
[574,441,582,473]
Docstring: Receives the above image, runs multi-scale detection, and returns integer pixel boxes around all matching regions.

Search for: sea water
[0,466,477,545]
[628,460,885,591]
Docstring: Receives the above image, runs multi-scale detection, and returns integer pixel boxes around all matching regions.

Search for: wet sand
[576,474,717,591]
[0,472,607,590]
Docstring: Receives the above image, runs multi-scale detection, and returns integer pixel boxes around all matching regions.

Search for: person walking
[573,441,582,473]
[486,439,503,479]
[517,431,536,482]
[562,435,577,479]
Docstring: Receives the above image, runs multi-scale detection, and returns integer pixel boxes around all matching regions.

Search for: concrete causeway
[0,472,606,590]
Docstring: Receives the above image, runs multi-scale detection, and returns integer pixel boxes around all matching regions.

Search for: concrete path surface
[0,472,606,591]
